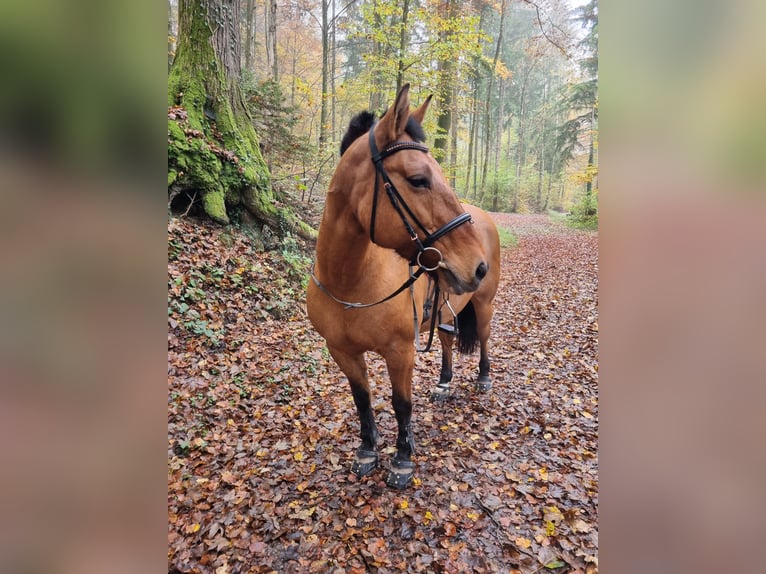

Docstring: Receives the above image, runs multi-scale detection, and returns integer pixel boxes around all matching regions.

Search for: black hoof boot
[350,448,379,477]
[386,458,415,489]
[430,383,450,402]
[476,376,492,392]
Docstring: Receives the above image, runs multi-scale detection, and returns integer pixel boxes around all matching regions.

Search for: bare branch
[521,0,572,61]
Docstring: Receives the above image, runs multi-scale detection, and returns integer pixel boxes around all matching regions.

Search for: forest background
[167,0,598,234]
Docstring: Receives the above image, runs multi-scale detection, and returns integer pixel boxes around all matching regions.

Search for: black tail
[456,301,479,355]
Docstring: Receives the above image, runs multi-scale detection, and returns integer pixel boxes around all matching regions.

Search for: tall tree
[266,0,279,81]
[433,0,456,163]
[243,0,255,73]
[395,0,411,93]
[168,0,178,72]
[319,0,330,146]
[168,0,313,237]
[478,0,507,202]
[555,0,598,212]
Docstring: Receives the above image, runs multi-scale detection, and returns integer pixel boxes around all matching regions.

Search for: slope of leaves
[168,213,598,574]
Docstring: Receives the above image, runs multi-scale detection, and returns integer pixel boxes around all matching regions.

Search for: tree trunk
[266,0,278,81]
[319,0,329,147]
[490,78,504,211]
[168,0,314,239]
[536,78,549,212]
[514,54,542,212]
[435,62,452,165]
[331,0,337,142]
[168,0,177,72]
[479,0,506,203]
[433,0,452,164]
[464,81,477,198]
[512,91,523,213]
[464,7,484,199]
[449,84,458,190]
[584,134,595,214]
[395,0,411,94]
[369,0,383,111]
[244,0,255,73]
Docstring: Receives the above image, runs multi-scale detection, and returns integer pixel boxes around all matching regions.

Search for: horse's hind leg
[383,346,417,489]
[475,300,493,392]
[328,347,379,477]
[431,327,454,401]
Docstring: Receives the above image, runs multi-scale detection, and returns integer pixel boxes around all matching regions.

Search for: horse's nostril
[476,261,488,280]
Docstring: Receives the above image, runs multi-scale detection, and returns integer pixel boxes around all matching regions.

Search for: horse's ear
[411,94,432,125]
[377,83,411,145]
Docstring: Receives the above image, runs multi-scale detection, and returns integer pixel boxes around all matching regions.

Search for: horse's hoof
[430,385,450,402]
[350,448,379,477]
[476,376,492,392]
[386,458,415,489]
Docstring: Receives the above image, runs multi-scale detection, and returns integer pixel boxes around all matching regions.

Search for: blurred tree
[556,0,598,219]
[168,0,178,72]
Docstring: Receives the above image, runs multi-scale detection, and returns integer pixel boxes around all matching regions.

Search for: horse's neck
[314,194,375,290]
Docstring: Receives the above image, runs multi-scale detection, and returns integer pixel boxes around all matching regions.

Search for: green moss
[167,119,185,140]
[167,0,311,238]
[202,187,229,225]
[242,186,276,219]
[295,218,318,241]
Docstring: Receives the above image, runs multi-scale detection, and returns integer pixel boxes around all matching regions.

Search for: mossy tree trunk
[168,0,314,239]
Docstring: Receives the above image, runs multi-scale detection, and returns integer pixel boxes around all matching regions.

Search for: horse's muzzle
[476,261,488,281]
[440,260,487,294]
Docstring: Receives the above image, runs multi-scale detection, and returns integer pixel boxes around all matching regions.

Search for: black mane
[339,110,427,156]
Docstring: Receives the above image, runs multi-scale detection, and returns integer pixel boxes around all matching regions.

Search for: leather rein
[311,122,472,350]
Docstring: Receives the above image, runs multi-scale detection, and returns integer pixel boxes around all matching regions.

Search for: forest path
[168,213,598,574]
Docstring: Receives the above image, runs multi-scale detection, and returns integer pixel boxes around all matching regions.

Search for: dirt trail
[168,214,598,573]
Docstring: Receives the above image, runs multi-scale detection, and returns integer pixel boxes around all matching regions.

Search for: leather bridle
[368,125,472,272]
[311,122,472,319]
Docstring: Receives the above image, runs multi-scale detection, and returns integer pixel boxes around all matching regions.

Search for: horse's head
[338,84,488,294]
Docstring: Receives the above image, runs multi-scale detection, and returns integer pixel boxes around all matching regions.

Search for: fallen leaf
[515,537,532,549]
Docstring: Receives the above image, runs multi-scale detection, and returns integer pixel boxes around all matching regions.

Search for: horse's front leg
[431,327,454,401]
[328,347,379,477]
[384,346,417,489]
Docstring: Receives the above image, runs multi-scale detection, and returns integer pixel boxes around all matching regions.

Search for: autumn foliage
[168,213,598,573]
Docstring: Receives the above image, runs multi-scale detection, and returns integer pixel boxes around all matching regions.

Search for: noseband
[368,126,472,271]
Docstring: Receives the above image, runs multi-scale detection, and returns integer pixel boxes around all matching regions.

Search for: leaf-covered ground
[168,213,598,573]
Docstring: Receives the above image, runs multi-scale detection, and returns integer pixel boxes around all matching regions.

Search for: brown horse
[307,84,500,489]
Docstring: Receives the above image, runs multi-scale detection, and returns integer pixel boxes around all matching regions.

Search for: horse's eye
[407,176,430,189]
